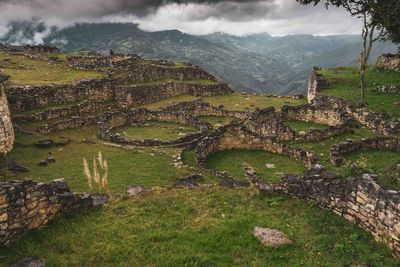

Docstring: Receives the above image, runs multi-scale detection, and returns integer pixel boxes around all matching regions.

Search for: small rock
[38,160,48,167]
[126,185,145,196]
[253,227,293,247]
[46,156,56,163]
[265,163,276,169]
[11,257,46,267]
[174,174,203,189]
[6,158,30,172]
[35,139,53,148]
[219,177,250,188]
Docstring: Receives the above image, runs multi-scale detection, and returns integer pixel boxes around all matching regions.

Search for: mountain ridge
[1,22,397,95]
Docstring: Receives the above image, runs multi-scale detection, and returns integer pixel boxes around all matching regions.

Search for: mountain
[1,22,397,95]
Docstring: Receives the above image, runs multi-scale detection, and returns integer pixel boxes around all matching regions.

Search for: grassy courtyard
[0,189,396,267]
[0,52,104,86]
[320,66,400,119]
[116,122,199,141]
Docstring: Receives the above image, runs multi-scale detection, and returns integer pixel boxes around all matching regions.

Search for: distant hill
[1,22,397,95]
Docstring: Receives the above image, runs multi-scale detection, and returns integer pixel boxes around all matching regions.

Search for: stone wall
[246,106,349,142]
[23,45,60,54]
[98,108,212,147]
[377,54,400,73]
[0,179,107,246]
[115,82,232,109]
[7,79,115,113]
[330,137,400,167]
[307,67,327,103]
[117,64,217,83]
[12,100,113,124]
[161,99,248,119]
[312,95,398,135]
[194,121,318,168]
[35,116,99,135]
[67,55,140,71]
[270,167,400,257]
[281,104,349,127]
[376,85,400,94]
[0,71,14,155]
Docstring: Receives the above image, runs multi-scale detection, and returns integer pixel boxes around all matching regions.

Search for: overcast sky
[0,0,363,37]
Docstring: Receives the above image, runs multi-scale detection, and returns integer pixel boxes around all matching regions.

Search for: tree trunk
[359,55,367,107]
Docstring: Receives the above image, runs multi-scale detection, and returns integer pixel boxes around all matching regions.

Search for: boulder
[6,158,30,172]
[253,227,293,247]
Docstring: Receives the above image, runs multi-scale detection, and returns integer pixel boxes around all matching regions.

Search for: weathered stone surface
[377,54,400,73]
[330,137,400,167]
[0,179,107,246]
[264,167,400,258]
[126,185,145,196]
[98,108,211,148]
[253,227,293,247]
[195,121,318,169]
[6,158,29,172]
[0,71,14,155]
[174,174,203,189]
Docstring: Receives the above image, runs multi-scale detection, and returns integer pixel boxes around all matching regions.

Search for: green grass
[320,66,400,119]
[0,188,396,267]
[206,149,307,183]
[197,115,236,128]
[289,126,380,172]
[285,120,329,132]
[6,126,190,193]
[116,122,198,141]
[0,52,105,86]
[203,93,307,111]
[343,150,400,191]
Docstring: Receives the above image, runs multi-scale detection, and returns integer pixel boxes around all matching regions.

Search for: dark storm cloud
[0,0,275,19]
[0,0,362,42]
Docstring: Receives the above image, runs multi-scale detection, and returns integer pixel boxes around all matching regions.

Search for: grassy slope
[142,93,307,112]
[0,52,104,86]
[320,66,400,119]
[2,55,400,265]
[116,122,198,141]
[8,127,189,193]
[0,189,396,267]
[206,150,306,183]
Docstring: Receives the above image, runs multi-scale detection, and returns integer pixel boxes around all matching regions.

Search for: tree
[297,0,387,107]
[373,1,400,50]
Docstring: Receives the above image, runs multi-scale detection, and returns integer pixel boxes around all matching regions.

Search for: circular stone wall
[98,108,212,147]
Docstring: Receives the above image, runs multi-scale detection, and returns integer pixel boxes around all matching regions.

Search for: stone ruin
[307,67,328,103]
[0,70,14,155]
[1,45,400,257]
[194,121,318,168]
[330,137,400,167]
[22,45,60,54]
[376,85,400,94]
[266,167,400,258]
[245,104,350,142]
[377,54,400,73]
[0,179,107,246]
[97,108,211,147]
